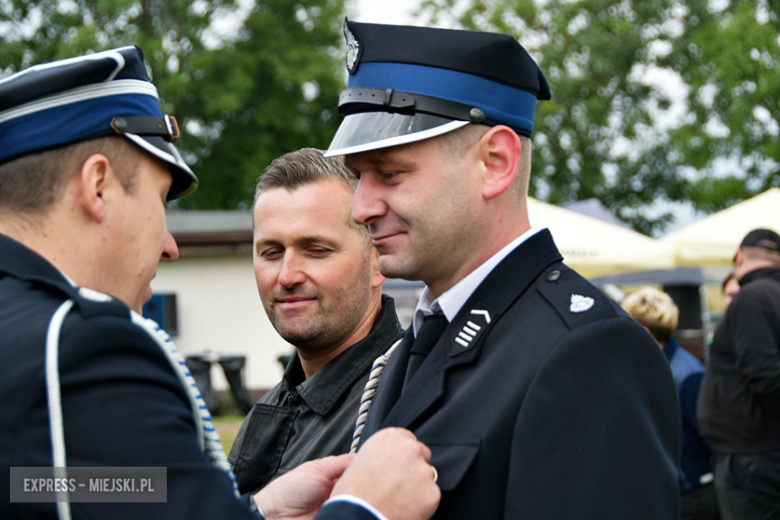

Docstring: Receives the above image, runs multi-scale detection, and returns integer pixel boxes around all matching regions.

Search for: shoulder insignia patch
[569,294,594,313]
[78,287,113,303]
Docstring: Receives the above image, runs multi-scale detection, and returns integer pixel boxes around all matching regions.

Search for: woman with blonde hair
[622,287,720,520]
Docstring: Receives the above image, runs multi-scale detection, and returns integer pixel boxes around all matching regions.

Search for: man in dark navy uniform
[0,46,439,520]
[325,20,681,519]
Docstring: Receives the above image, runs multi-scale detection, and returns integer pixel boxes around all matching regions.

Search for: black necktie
[403,314,448,390]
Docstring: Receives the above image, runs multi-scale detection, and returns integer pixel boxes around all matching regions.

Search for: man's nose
[352,175,386,226]
[278,251,306,288]
[161,230,179,262]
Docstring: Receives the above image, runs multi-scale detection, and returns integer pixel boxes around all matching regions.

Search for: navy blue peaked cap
[0,46,198,200]
[325,19,551,157]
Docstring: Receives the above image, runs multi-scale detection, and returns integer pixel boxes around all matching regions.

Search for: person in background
[705,271,740,361]
[622,287,720,520]
[229,148,404,493]
[721,270,740,308]
[699,229,780,520]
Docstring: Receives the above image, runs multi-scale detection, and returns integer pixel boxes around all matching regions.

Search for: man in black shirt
[229,148,404,493]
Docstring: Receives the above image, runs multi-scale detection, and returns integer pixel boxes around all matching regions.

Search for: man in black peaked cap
[0,46,439,520]
[326,20,681,520]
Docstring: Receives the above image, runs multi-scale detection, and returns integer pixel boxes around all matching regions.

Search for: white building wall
[151,253,290,391]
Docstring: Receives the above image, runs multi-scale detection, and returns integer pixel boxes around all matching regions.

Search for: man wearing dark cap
[0,46,439,520]
[326,20,680,519]
[699,228,780,519]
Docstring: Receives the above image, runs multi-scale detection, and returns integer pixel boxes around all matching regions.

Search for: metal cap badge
[344,19,362,74]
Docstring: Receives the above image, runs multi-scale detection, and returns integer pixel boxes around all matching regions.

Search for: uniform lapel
[378,230,563,431]
[361,328,414,436]
[381,328,452,429]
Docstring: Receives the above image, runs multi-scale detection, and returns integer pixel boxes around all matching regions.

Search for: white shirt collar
[413,227,542,336]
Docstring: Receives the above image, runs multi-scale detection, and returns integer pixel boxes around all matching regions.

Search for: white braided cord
[42,300,242,520]
[350,339,402,453]
[45,299,75,520]
[130,312,240,497]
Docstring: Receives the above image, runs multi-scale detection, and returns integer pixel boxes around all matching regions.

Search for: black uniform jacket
[698,267,780,453]
[0,233,374,520]
[229,295,403,493]
[359,229,681,520]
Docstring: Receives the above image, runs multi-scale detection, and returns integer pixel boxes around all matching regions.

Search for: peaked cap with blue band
[325,19,551,157]
[0,46,198,200]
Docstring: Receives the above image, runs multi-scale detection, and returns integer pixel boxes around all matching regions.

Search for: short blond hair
[0,136,141,214]
[620,287,679,344]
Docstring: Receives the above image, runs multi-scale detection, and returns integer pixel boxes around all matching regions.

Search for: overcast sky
[349,0,422,25]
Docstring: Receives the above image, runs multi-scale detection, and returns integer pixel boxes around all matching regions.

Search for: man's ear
[369,246,386,288]
[79,154,112,222]
[734,248,744,269]
[478,126,521,200]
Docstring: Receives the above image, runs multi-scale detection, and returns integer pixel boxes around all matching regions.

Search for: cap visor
[324,112,469,157]
[124,133,198,200]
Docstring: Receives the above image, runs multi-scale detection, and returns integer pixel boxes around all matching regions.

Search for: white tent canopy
[660,188,780,266]
[527,198,675,278]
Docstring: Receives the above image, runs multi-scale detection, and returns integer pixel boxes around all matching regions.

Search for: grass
[212,411,247,454]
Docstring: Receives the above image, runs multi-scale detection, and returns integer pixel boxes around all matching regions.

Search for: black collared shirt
[228,295,403,494]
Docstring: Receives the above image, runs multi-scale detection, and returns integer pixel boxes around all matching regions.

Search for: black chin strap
[338,87,487,124]
[111,114,180,142]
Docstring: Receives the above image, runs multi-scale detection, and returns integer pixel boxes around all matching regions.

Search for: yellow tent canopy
[660,188,780,266]
[527,198,675,278]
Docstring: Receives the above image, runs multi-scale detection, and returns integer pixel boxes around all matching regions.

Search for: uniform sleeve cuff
[324,495,390,520]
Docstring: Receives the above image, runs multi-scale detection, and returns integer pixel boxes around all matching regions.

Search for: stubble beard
[263,265,373,353]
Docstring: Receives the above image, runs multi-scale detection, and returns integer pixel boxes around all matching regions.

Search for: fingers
[300,453,355,482]
[418,437,432,463]
[254,453,355,520]
[332,428,441,520]
[364,427,431,460]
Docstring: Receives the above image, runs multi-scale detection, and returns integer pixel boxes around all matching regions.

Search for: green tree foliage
[1,0,347,209]
[419,0,780,234]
